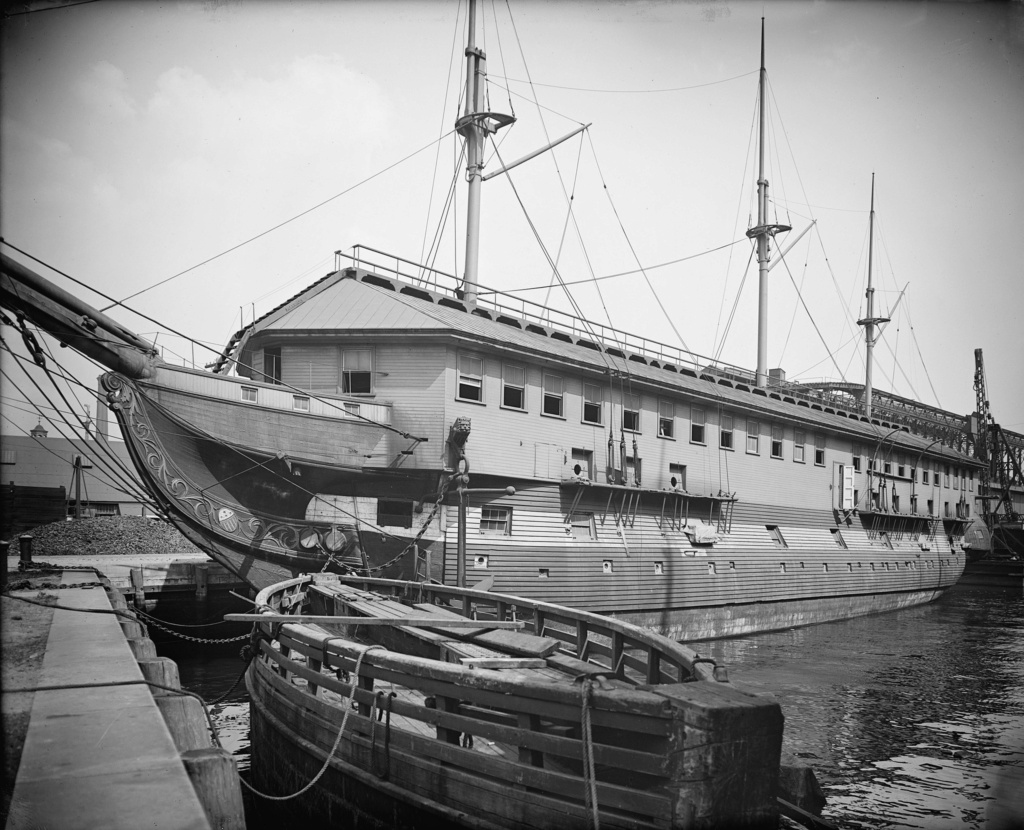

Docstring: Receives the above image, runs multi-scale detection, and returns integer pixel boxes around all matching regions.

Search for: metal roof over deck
[233,268,981,466]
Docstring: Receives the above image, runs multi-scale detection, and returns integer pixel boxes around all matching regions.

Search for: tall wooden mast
[455,0,513,304]
[748,19,790,387]
[857,174,889,417]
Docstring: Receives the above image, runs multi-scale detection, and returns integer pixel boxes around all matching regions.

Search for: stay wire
[0,354,157,508]
[0,247,423,441]
[419,4,465,272]
[586,135,694,359]
[94,132,457,311]
[777,252,846,381]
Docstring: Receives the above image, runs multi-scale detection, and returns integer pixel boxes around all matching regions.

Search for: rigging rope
[89,133,456,312]
[240,644,386,801]
[580,678,600,829]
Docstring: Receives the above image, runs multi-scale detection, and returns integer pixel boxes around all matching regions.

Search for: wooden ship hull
[240,573,788,829]
[3,249,974,637]
[1,2,985,639]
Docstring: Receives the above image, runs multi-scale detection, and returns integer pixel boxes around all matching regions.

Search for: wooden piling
[126,636,158,659]
[137,657,182,696]
[130,566,145,608]
[119,619,146,639]
[156,695,212,752]
[181,747,246,830]
[194,562,209,599]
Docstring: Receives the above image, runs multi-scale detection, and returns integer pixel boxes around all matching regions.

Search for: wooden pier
[5,550,250,603]
[2,567,244,829]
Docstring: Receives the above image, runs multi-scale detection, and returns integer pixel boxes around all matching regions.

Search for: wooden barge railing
[246,574,783,829]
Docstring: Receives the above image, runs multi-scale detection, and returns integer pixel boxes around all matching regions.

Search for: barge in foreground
[237,573,805,829]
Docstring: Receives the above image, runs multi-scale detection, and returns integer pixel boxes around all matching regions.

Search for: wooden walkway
[4,570,211,830]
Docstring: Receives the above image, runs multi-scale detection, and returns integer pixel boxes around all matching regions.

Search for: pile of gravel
[21,516,205,558]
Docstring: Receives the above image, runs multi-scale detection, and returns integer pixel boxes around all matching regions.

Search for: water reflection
[703,584,1024,829]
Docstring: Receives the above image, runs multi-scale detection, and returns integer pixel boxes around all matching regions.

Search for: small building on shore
[1,423,149,539]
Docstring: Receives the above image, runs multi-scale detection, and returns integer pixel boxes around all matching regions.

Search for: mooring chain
[3,580,108,592]
[134,612,252,644]
[364,473,454,576]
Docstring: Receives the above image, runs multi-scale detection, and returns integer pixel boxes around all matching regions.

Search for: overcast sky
[2,0,1022,442]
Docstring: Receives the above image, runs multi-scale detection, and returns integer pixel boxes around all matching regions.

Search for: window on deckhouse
[690,406,706,444]
[542,374,564,417]
[771,424,783,459]
[622,393,640,432]
[502,364,525,410]
[479,507,511,535]
[342,349,372,394]
[583,383,603,425]
[794,429,805,463]
[658,400,674,438]
[720,413,734,449]
[746,420,760,454]
[263,347,282,384]
[458,354,483,402]
[814,434,825,466]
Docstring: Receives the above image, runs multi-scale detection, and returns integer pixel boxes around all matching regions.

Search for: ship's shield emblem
[217,508,239,532]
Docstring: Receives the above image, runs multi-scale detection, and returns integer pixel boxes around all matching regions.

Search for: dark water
[162,584,1024,829]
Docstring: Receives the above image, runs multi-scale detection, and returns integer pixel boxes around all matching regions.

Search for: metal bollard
[18,534,33,565]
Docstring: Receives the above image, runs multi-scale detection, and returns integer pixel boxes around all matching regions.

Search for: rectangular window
[944,501,950,518]
[720,413,734,450]
[241,386,258,403]
[794,429,806,463]
[897,455,905,478]
[376,500,413,529]
[458,353,483,402]
[746,420,760,454]
[944,465,950,487]
[658,400,674,438]
[852,451,861,472]
[622,393,640,432]
[771,424,783,459]
[502,364,526,410]
[969,473,974,492]
[927,498,934,515]
[814,434,825,467]
[669,462,686,491]
[568,512,595,540]
[690,406,706,444]
[0,450,15,465]
[263,347,282,385]
[922,468,930,485]
[479,507,511,535]
[542,374,564,417]
[766,525,787,548]
[960,472,966,491]
[953,467,959,490]
[884,460,892,475]
[582,383,603,425]
[292,395,310,412]
[343,402,361,416]
[910,495,918,515]
[342,349,372,394]
[831,528,848,549]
